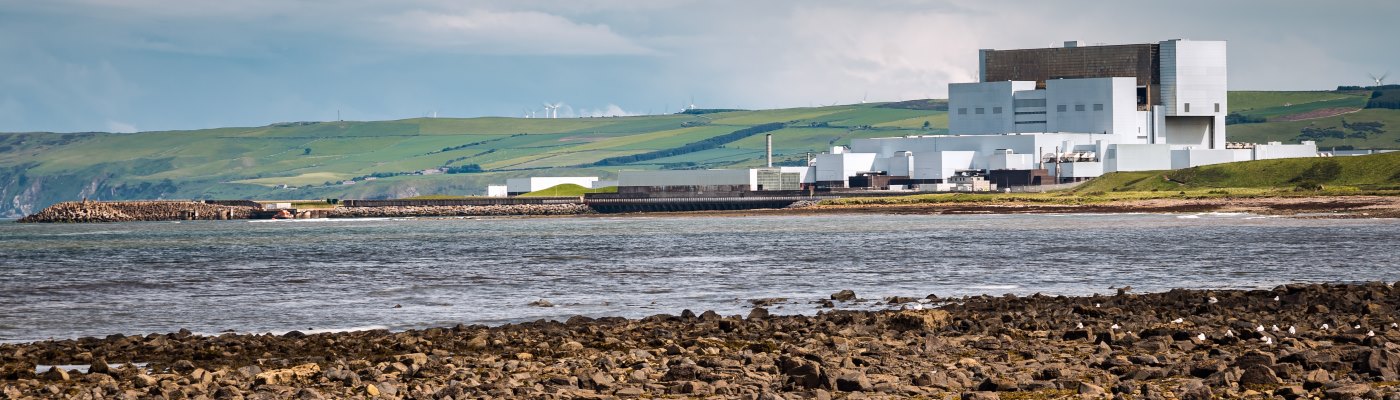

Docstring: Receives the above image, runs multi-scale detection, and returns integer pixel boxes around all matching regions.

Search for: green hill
[1074,151,1400,193]
[0,104,947,217]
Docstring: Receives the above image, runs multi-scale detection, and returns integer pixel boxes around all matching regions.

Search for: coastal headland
[3,283,1399,399]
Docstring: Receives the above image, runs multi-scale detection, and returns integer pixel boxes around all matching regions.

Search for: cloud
[378,9,652,55]
[574,104,636,118]
[105,120,137,133]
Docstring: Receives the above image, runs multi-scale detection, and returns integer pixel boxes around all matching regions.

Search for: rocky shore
[4,283,1400,399]
[16,201,255,223]
[327,204,592,218]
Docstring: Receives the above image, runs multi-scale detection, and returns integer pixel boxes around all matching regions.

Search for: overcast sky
[2,0,1396,133]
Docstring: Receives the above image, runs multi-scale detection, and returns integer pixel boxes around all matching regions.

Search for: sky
[1,0,1396,133]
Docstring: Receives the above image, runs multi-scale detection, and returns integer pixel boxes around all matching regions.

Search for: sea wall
[325,203,592,218]
[16,201,256,223]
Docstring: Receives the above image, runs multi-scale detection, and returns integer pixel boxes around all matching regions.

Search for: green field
[4,90,1400,217]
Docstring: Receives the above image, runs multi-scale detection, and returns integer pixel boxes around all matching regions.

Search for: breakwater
[3,283,1399,399]
[16,201,255,223]
[326,203,592,218]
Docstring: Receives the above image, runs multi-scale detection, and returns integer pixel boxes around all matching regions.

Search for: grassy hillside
[1225,89,1398,149]
[0,104,947,216]
[518,184,617,197]
[1074,151,1400,193]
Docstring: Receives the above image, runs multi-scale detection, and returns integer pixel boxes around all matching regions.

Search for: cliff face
[0,165,183,219]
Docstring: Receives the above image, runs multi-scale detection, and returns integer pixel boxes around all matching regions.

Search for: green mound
[1075,151,1400,193]
[518,184,617,197]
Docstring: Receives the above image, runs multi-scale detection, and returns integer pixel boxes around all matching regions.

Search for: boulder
[831,290,857,301]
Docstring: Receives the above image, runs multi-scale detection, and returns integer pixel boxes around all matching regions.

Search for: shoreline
[3,283,1398,399]
[15,195,1400,223]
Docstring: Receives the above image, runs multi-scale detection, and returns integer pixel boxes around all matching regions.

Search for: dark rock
[1238,365,1282,387]
[835,370,871,392]
[831,290,857,301]
[748,307,770,320]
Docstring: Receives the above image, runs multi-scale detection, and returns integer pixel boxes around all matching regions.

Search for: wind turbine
[543,103,562,119]
[1370,72,1390,87]
[687,95,697,111]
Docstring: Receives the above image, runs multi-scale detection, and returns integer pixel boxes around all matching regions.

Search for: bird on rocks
[1368,330,1376,337]
[1271,325,1280,332]
[1392,323,1398,329]
[1288,326,1297,335]
[1263,336,1273,345]
[1273,296,1280,301]
[1076,322,1084,329]
[1196,333,1207,341]
[1095,303,1101,308]
[1171,318,1184,324]
[1208,297,1218,304]
[1255,325,1265,332]
[1321,323,1330,330]
[1111,323,1121,330]
[1354,324,1362,329]
[1226,329,1235,337]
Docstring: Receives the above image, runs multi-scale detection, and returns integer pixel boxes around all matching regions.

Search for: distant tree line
[587,122,786,167]
[1297,119,1386,141]
[1367,89,1400,110]
[1225,112,1266,125]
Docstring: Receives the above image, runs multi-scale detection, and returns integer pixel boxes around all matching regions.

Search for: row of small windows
[957,107,1005,115]
[1181,103,1223,113]
[1053,104,1105,112]
[960,103,1126,115]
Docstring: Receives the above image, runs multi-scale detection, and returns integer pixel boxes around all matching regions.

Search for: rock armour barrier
[325,203,591,218]
[2,282,1399,399]
[17,201,256,223]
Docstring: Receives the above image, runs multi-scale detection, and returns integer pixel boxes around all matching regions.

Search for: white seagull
[1354,324,1362,329]
[1273,296,1280,301]
[1321,323,1330,330]
[1172,318,1184,324]
[1367,330,1376,337]
[1226,329,1235,337]
[1271,325,1280,332]
[1111,323,1121,330]
[1196,333,1207,341]
[1392,323,1398,328]
[1208,297,1218,304]
[1076,322,1084,329]
[1095,303,1101,308]
[1263,336,1273,345]
[1288,326,1297,335]
[1255,325,1265,332]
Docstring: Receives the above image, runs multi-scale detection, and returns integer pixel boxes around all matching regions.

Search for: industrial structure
[493,39,1322,197]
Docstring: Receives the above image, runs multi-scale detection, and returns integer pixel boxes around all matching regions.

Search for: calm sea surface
[2,213,1399,342]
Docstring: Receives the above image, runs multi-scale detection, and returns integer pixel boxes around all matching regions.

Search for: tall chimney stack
[766,133,773,167]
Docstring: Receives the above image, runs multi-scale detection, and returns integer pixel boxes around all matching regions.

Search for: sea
[2,213,1399,343]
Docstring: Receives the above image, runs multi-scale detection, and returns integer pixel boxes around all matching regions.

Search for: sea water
[2,213,1398,342]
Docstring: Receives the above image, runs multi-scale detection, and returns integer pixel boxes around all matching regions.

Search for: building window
[1075,104,1085,112]
[1093,104,1104,111]
[975,108,985,114]
[1215,103,1220,112]
[1057,105,1067,112]
[1184,103,1190,112]
[992,107,1003,114]
[1015,111,1047,115]
[958,108,967,115]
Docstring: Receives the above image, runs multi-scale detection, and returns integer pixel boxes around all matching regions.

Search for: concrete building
[485,185,508,197]
[505,177,599,196]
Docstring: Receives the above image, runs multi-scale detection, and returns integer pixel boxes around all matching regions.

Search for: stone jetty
[327,203,592,218]
[16,201,255,223]
[3,282,1400,399]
